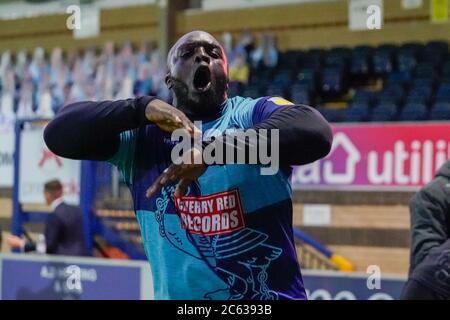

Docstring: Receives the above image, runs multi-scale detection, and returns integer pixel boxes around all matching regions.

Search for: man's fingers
[174,178,192,198]
[146,168,170,198]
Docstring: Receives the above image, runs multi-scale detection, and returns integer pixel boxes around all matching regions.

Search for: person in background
[6,179,89,256]
[16,72,36,119]
[148,50,170,102]
[229,47,250,85]
[29,47,49,86]
[220,32,235,65]
[401,160,450,299]
[0,67,16,124]
[250,32,278,69]
[14,50,28,83]
[236,31,255,63]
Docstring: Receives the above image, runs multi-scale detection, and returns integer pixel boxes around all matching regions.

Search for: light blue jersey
[109,96,307,300]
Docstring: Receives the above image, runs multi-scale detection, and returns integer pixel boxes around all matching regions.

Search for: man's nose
[195,47,210,64]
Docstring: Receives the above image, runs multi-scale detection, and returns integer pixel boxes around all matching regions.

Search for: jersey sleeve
[231,96,295,129]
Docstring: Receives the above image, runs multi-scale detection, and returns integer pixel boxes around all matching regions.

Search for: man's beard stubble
[169,76,227,121]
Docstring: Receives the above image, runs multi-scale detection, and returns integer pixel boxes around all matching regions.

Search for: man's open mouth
[193,66,212,92]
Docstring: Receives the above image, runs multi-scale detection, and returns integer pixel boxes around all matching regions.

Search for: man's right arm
[44,96,155,161]
[44,97,197,161]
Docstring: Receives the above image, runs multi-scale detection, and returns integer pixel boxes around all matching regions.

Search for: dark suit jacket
[26,202,89,256]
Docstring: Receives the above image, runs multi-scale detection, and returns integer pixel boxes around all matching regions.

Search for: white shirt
[50,197,64,211]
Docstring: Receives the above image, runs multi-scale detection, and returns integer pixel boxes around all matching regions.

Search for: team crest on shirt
[174,189,245,236]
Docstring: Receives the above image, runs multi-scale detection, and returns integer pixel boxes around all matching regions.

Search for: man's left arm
[247,98,333,165]
[208,97,333,166]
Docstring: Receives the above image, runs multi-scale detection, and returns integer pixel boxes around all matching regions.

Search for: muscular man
[44,31,332,300]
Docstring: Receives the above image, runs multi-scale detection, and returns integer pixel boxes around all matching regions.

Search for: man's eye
[210,49,221,58]
[180,51,192,58]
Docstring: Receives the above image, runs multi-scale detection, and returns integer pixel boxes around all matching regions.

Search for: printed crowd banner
[0,125,14,187]
[292,122,450,191]
[19,122,80,204]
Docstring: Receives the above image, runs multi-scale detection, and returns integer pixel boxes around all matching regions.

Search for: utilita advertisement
[292,122,450,191]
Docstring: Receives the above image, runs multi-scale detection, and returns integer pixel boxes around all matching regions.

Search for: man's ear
[165,72,172,90]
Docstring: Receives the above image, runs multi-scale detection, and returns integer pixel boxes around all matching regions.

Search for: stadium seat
[295,68,317,93]
[397,51,417,72]
[242,86,260,99]
[435,83,450,102]
[405,85,432,105]
[317,107,345,123]
[429,102,450,120]
[398,102,428,121]
[377,84,405,105]
[351,89,373,105]
[228,81,243,97]
[291,89,310,105]
[372,44,396,75]
[384,71,411,87]
[272,70,293,90]
[345,102,371,122]
[266,84,286,97]
[320,67,346,96]
[371,102,398,122]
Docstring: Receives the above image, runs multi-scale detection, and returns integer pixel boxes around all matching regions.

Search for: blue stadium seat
[228,81,242,97]
[429,102,450,120]
[266,84,285,97]
[317,107,346,123]
[320,67,346,95]
[295,68,317,93]
[414,63,437,79]
[272,71,293,90]
[300,49,324,69]
[398,102,428,121]
[422,41,449,64]
[406,85,432,104]
[436,83,450,102]
[350,46,373,76]
[371,103,398,122]
[345,102,370,122]
[351,89,373,105]
[372,44,396,75]
[242,86,260,99]
[397,51,417,72]
[377,84,405,105]
[384,71,411,87]
[291,90,310,105]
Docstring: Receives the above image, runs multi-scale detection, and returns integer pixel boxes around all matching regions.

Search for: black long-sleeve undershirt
[44,96,332,166]
[44,96,154,161]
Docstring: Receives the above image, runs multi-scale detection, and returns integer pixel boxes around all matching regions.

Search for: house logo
[323,132,361,184]
[293,132,361,185]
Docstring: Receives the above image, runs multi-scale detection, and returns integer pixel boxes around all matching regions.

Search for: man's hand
[146,148,207,198]
[146,99,201,137]
[6,234,25,249]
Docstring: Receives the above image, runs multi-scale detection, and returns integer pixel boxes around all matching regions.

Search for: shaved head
[167,31,228,71]
[165,31,229,120]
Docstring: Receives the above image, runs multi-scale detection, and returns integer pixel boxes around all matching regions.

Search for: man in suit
[6,179,89,256]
